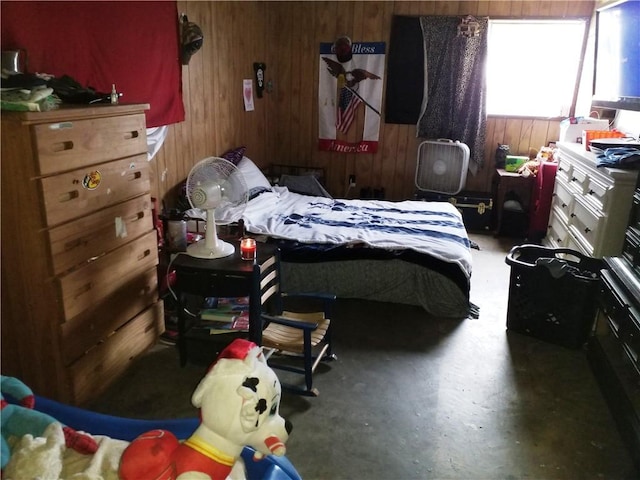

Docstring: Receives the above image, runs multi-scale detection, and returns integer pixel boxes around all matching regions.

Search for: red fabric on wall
[1,1,184,127]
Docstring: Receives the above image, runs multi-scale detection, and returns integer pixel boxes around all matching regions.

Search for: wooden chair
[257,253,336,396]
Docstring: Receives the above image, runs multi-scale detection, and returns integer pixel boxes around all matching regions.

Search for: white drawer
[567,165,588,194]
[551,179,573,223]
[555,155,572,184]
[584,176,611,213]
[566,233,589,257]
[570,196,604,255]
[547,208,570,248]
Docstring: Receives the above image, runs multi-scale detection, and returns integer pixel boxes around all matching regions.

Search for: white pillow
[237,157,272,190]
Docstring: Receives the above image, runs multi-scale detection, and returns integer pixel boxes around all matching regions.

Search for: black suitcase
[415,190,493,232]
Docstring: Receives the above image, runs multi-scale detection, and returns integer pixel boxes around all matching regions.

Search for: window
[486,20,587,117]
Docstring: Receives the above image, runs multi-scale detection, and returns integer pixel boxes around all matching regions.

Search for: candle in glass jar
[240,238,257,260]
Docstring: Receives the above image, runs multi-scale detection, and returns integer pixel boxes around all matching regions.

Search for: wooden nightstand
[171,242,279,366]
[493,168,534,236]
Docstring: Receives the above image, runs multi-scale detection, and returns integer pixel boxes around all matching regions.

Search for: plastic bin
[505,244,604,349]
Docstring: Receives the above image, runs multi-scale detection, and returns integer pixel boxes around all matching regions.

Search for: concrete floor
[88,233,638,479]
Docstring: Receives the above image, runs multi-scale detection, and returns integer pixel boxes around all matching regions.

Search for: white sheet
[242,187,472,279]
[4,423,127,480]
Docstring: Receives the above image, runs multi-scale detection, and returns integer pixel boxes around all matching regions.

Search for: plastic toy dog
[119,339,292,480]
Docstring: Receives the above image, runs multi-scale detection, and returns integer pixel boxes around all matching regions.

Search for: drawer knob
[584,227,591,233]
[571,176,577,182]
[561,203,567,208]
[570,213,576,218]
[588,189,595,195]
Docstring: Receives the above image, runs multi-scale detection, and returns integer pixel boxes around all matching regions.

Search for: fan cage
[185,157,249,225]
[415,140,469,195]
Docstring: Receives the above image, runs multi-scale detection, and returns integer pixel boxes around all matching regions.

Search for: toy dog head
[191,339,291,458]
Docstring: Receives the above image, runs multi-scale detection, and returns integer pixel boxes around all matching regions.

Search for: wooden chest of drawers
[543,142,639,257]
[1,104,164,405]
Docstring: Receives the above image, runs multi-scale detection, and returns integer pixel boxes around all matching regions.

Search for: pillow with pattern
[221,146,246,165]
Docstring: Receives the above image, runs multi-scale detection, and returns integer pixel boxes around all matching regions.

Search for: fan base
[186,239,235,259]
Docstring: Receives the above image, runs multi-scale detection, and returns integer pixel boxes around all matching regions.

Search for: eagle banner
[318,41,385,154]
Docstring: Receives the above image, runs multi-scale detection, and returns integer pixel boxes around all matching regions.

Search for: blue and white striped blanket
[242,187,472,279]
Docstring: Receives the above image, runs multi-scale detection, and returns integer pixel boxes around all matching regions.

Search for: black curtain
[385,16,424,124]
[417,16,488,172]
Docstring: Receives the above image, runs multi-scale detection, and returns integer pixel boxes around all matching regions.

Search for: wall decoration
[318,40,385,154]
[243,79,255,112]
[253,63,266,98]
[0,1,184,128]
[180,14,204,66]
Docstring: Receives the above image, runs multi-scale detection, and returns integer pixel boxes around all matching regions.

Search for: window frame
[485,17,591,120]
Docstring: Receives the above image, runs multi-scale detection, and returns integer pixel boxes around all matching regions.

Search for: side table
[493,168,534,236]
[171,241,278,366]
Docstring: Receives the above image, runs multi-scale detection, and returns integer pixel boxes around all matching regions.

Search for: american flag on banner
[318,41,385,154]
[337,86,362,134]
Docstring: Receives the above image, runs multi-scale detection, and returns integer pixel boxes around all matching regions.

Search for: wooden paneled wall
[154,1,595,207]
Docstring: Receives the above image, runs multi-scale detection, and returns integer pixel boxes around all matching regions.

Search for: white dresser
[544,142,639,257]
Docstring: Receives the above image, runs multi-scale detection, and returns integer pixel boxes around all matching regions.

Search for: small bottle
[110,84,118,104]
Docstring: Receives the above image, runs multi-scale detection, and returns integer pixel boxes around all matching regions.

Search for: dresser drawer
[61,267,159,365]
[58,229,158,321]
[547,207,570,248]
[68,300,164,405]
[555,155,572,184]
[48,194,154,276]
[551,178,574,223]
[569,196,604,255]
[584,176,610,213]
[33,113,147,176]
[622,230,640,274]
[568,165,589,194]
[600,271,640,372]
[40,154,150,227]
[629,191,640,236]
[176,269,251,298]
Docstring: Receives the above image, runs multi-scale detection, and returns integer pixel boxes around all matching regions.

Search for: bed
[233,157,476,320]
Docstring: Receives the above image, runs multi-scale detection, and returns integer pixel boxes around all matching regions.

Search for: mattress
[242,187,475,319]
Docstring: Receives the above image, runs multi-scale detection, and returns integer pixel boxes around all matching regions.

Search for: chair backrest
[259,252,283,316]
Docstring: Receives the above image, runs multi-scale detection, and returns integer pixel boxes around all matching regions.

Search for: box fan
[415,139,469,195]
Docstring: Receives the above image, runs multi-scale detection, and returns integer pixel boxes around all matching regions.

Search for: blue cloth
[596,147,640,168]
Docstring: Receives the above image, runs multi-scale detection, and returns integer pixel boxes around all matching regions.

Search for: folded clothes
[597,147,640,169]
[0,86,60,112]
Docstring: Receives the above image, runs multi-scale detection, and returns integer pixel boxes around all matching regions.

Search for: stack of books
[198,297,250,334]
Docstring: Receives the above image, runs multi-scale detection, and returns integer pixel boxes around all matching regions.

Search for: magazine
[198,297,250,334]
[200,311,249,334]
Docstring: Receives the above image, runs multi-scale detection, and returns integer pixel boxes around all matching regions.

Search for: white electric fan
[185,157,249,259]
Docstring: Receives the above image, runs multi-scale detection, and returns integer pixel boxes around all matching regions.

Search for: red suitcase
[528,161,558,241]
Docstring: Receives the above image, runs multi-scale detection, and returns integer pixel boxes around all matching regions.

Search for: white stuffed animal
[119,339,291,480]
